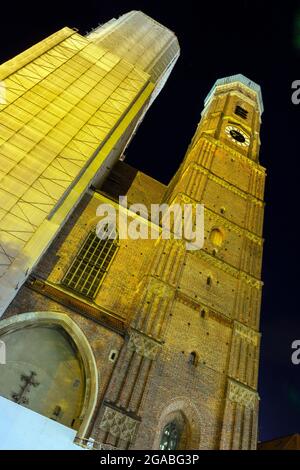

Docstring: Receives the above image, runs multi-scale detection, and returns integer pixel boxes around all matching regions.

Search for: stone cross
[12,371,40,405]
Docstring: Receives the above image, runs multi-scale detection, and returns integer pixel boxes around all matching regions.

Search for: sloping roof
[258,433,300,450]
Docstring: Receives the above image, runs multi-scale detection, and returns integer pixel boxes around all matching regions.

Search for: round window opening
[160,421,179,450]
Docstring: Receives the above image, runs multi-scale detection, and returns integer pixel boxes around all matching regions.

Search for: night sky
[0,0,299,443]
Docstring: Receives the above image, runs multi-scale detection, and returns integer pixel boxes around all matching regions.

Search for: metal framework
[0,12,179,316]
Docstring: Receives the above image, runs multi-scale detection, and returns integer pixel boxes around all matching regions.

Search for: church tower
[0,10,265,449]
[90,74,265,450]
[154,74,265,450]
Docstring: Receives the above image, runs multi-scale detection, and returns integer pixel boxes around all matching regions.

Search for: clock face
[225,125,250,147]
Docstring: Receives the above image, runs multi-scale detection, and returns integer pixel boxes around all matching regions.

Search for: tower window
[62,227,118,299]
[188,351,198,366]
[235,105,248,119]
[206,276,212,287]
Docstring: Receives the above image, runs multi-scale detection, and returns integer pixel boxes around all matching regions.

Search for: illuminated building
[0,11,265,450]
[0,10,179,316]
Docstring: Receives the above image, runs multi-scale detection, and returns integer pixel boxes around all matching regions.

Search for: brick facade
[0,78,265,450]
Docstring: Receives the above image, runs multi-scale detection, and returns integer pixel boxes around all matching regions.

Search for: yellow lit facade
[0,13,265,452]
[0,12,179,316]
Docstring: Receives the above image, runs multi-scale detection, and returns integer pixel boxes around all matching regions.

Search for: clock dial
[225,125,250,147]
[230,129,245,142]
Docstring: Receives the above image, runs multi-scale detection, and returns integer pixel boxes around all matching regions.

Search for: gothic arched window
[159,421,179,450]
[62,225,118,299]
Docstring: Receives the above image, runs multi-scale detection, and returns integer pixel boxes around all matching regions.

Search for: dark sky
[0,0,299,443]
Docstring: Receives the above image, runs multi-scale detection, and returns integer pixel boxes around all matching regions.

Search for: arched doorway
[0,312,98,439]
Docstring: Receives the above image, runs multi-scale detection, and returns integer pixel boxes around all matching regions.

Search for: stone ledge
[27,276,126,335]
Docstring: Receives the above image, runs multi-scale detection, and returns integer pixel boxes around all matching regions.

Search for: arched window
[188,351,198,366]
[235,104,248,119]
[62,225,118,299]
[160,421,179,450]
